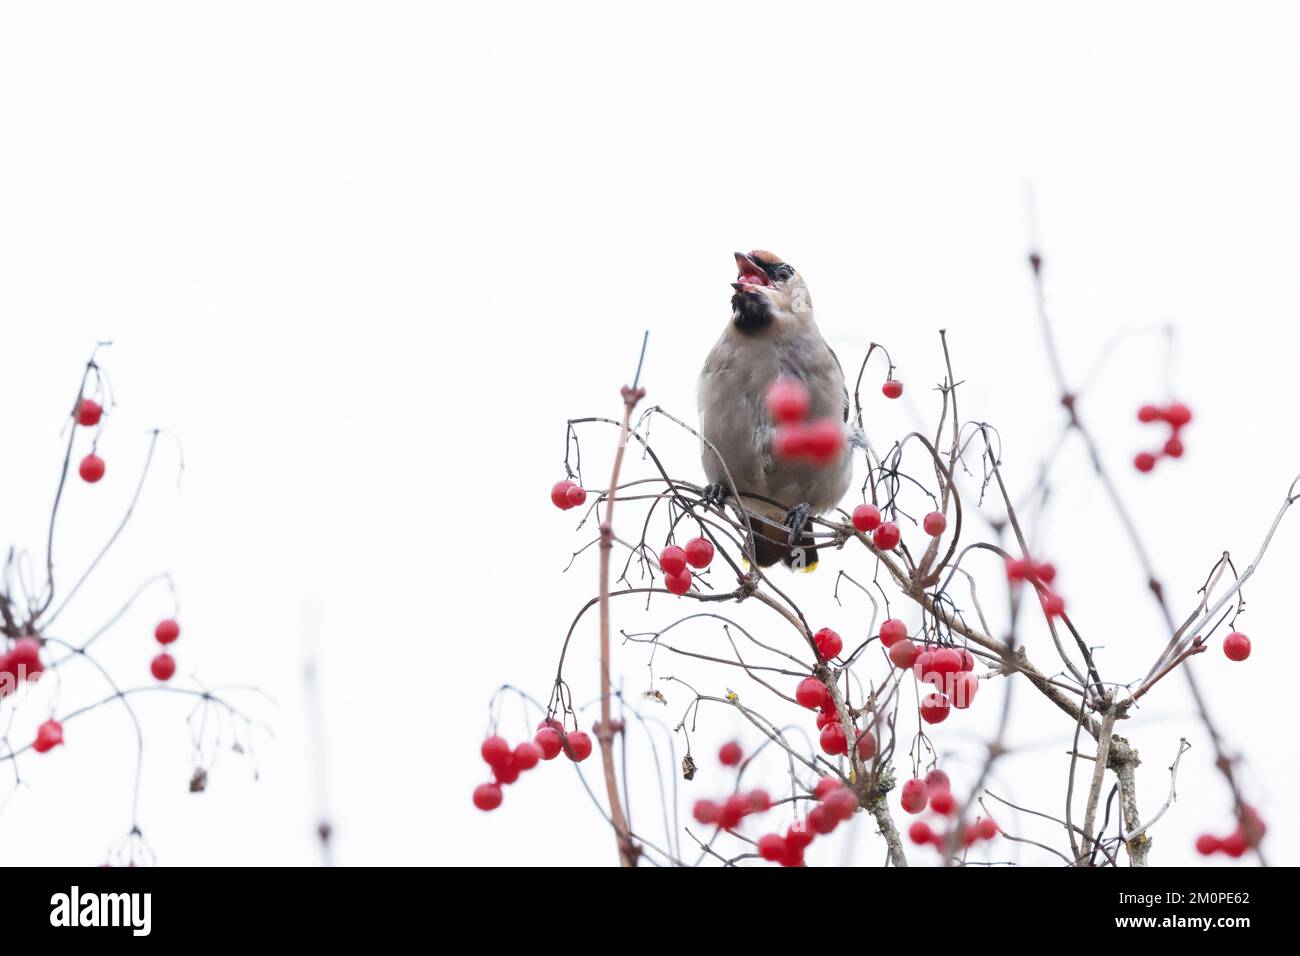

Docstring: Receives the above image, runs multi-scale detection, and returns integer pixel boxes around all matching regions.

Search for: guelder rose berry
[855,730,877,760]
[534,726,563,760]
[900,777,929,814]
[79,454,106,483]
[908,821,934,845]
[513,742,541,771]
[851,503,882,532]
[718,740,743,766]
[564,731,593,762]
[76,398,103,426]
[922,511,947,536]
[34,719,64,754]
[565,484,587,507]
[872,522,900,551]
[551,480,578,510]
[664,568,692,595]
[814,627,843,660]
[924,769,951,792]
[796,677,830,710]
[888,639,919,670]
[658,546,688,576]
[929,789,956,815]
[882,379,903,399]
[473,782,503,811]
[155,619,180,644]
[684,536,715,569]
[1223,631,1251,662]
[819,722,847,756]
[757,833,786,861]
[481,735,511,767]
[1134,452,1156,474]
[766,378,810,424]
[879,619,907,647]
[920,693,950,725]
[150,652,176,682]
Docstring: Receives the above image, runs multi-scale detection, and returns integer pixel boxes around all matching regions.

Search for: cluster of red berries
[766,379,846,466]
[754,776,859,867]
[1222,631,1250,662]
[1134,401,1192,473]
[474,719,593,812]
[851,503,946,553]
[0,636,44,696]
[1195,805,1267,858]
[794,669,879,758]
[74,397,107,483]
[877,619,981,721]
[900,769,999,851]
[658,537,714,595]
[691,743,774,833]
[150,618,180,681]
[549,479,587,511]
[1006,555,1066,618]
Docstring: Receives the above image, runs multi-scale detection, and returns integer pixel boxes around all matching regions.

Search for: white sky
[1,2,1296,866]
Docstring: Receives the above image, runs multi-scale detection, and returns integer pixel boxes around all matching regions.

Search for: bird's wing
[827,346,851,423]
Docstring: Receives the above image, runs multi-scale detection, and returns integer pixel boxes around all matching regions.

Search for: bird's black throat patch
[731,291,773,334]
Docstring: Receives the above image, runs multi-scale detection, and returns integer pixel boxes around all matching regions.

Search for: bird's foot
[700,483,731,508]
[784,502,814,539]
[785,502,818,572]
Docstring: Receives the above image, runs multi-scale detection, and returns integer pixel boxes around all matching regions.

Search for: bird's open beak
[733,251,771,291]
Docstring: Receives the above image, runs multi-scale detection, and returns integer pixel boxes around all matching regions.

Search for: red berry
[957,648,976,671]
[888,638,919,670]
[872,522,901,551]
[1034,562,1056,585]
[907,821,934,845]
[1040,591,1066,617]
[76,398,103,426]
[1137,404,1161,423]
[922,511,947,536]
[719,794,749,829]
[663,567,692,595]
[814,627,843,660]
[924,769,951,792]
[748,789,772,813]
[9,637,43,681]
[929,789,956,815]
[1165,403,1192,428]
[879,619,907,647]
[534,727,563,760]
[565,484,587,507]
[766,378,811,424]
[882,379,904,400]
[79,454,106,483]
[819,722,847,755]
[815,708,835,730]
[785,822,814,850]
[684,536,715,569]
[1134,452,1156,473]
[1223,631,1251,662]
[813,777,841,800]
[975,816,999,841]
[719,740,743,766]
[808,804,838,835]
[758,833,787,861]
[913,649,937,685]
[1163,436,1184,458]
[900,777,929,814]
[803,419,845,465]
[824,787,858,821]
[150,652,176,681]
[855,729,877,760]
[774,423,811,459]
[1220,830,1248,858]
[473,782,503,811]
[796,677,830,710]
[931,648,962,678]
[852,503,882,532]
[33,719,63,754]
[1005,557,1033,581]
[1195,833,1220,856]
[481,735,511,767]
[920,693,950,725]
[693,799,719,825]
[155,619,180,645]
[659,545,687,576]
[950,671,980,709]
[551,480,576,510]
[564,730,593,762]
[513,742,541,771]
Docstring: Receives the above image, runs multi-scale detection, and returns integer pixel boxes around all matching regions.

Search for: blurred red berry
[1195,833,1220,856]
[1005,557,1033,581]
[786,822,814,850]
[950,671,980,709]
[79,454,106,483]
[155,619,180,645]
[824,787,858,821]
[1165,403,1192,428]
[851,503,882,532]
[924,769,951,792]
[748,789,772,813]
[9,637,42,680]
[975,816,999,840]
[1134,452,1156,473]
[803,419,845,465]
[513,742,541,771]
[888,638,919,670]
[929,790,956,815]
[882,379,903,400]
[855,729,877,760]
[774,424,811,459]
[808,804,838,835]
[693,799,718,825]
[719,741,743,766]
[758,833,786,861]
[481,735,511,767]
[1137,404,1161,423]
[150,652,176,681]
[766,378,810,424]
[473,782,503,811]
[908,821,934,845]
[33,719,63,754]
[1163,436,1184,458]
[814,777,842,800]
[76,398,103,426]
[1223,631,1251,662]
[1034,562,1056,585]
[922,511,947,536]
[1040,591,1066,617]
[900,777,929,814]
[684,536,715,568]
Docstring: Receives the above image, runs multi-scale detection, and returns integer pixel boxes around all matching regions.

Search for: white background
[1,2,1296,866]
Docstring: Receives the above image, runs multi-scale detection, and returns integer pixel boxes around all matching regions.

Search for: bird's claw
[701,483,730,508]
[785,502,813,539]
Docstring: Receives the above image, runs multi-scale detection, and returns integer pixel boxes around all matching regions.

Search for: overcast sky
[1,2,1296,866]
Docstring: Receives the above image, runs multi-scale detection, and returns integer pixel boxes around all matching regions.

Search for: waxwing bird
[697,250,858,570]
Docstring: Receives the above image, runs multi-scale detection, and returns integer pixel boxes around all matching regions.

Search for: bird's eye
[775,265,794,281]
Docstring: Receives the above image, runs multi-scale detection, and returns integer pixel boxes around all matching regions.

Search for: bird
[697,250,857,570]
